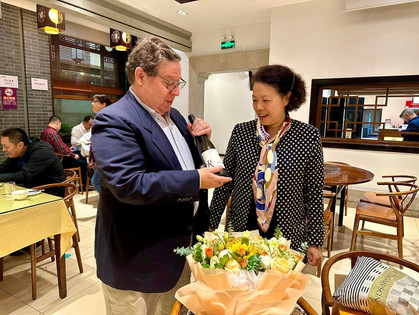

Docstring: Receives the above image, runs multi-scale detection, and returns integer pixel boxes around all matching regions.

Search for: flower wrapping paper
[175,254,310,315]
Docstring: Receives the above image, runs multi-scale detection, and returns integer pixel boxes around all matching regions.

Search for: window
[50,34,127,125]
[309,76,419,153]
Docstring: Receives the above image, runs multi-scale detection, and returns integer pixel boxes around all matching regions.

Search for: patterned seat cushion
[333,256,419,314]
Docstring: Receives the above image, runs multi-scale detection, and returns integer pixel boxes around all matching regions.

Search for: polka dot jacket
[209,119,325,250]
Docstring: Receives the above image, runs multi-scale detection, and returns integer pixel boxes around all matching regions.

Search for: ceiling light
[176,10,188,16]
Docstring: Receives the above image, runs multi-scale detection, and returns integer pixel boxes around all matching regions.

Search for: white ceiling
[112,0,313,33]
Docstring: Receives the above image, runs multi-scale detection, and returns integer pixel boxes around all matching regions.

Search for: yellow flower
[225,258,241,274]
[271,258,292,273]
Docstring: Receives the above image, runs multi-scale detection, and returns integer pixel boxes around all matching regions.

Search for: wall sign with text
[0,75,18,88]
[1,88,18,110]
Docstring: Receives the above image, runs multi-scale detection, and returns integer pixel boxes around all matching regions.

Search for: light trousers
[101,262,190,315]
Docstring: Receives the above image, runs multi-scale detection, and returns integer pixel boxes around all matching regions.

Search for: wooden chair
[84,169,97,203]
[321,250,419,315]
[170,296,318,315]
[360,175,417,207]
[325,161,350,216]
[350,182,419,260]
[64,169,77,183]
[24,183,83,299]
[56,153,84,194]
[318,192,335,277]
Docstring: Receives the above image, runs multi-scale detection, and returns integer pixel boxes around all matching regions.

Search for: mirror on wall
[309,76,419,153]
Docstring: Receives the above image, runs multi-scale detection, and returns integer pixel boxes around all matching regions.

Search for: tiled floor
[1,193,419,314]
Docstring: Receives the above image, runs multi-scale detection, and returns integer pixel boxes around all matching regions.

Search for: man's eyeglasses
[156,74,186,91]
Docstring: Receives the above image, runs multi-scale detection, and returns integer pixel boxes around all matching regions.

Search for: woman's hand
[307,245,322,266]
[188,117,212,139]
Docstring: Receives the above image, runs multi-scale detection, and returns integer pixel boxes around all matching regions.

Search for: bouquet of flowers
[174,229,310,315]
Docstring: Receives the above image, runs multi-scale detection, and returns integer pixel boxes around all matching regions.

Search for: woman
[89,94,112,193]
[209,65,324,266]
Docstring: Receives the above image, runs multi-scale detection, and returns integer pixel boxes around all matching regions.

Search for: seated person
[0,128,65,196]
[41,115,87,189]
[71,115,94,157]
[399,108,419,141]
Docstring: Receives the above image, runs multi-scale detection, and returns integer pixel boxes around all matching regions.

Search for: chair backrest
[64,169,77,183]
[32,182,78,209]
[55,153,69,162]
[321,250,419,315]
[323,192,335,213]
[382,175,417,185]
[376,182,419,215]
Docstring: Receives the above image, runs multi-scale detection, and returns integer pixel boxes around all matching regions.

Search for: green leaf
[173,247,194,257]
[202,264,210,269]
[274,227,283,239]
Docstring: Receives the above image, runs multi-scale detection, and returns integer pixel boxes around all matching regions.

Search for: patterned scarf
[253,117,291,232]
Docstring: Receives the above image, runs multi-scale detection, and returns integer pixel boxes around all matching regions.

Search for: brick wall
[0,3,52,140]
[0,3,26,133]
[22,9,53,138]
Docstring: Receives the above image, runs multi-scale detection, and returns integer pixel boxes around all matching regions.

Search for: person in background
[0,128,64,195]
[399,108,419,141]
[71,115,94,157]
[209,64,324,267]
[41,115,87,189]
[91,36,231,315]
[88,94,112,193]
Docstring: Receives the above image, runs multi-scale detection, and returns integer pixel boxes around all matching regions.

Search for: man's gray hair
[126,37,181,85]
[400,108,415,118]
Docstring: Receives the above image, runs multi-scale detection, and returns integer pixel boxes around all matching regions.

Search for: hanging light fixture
[110,28,132,51]
[37,4,65,34]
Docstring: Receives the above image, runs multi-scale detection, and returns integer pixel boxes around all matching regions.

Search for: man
[71,115,94,155]
[399,108,419,141]
[0,128,64,193]
[91,37,231,315]
[41,115,88,188]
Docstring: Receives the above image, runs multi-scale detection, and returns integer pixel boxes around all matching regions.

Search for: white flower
[261,255,272,269]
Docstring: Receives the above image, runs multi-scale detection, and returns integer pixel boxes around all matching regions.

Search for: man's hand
[74,154,80,160]
[188,117,212,139]
[307,245,322,266]
[198,166,231,189]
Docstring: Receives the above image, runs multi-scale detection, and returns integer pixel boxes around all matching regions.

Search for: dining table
[324,162,374,225]
[0,185,77,298]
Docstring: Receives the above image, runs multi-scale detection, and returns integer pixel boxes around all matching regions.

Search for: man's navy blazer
[92,91,209,292]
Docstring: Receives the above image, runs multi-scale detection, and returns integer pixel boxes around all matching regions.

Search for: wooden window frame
[309,75,419,153]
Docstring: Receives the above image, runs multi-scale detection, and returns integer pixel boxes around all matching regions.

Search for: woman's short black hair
[251,65,306,112]
[93,94,112,106]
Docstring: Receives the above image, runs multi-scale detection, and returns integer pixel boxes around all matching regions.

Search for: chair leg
[344,185,348,216]
[78,168,83,195]
[72,234,83,273]
[397,224,404,261]
[30,243,37,300]
[48,238,55,262]
[85,175,90,203]
[70,203,81,242]
[327,231,332,258]
[317,251,322,277]
[0,257,3,281]
[350,214,360,251]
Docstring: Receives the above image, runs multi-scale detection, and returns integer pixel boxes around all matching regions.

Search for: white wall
[269,0,419,191]
[191,22,270,57]
[204,72,255,154]
[172,49,189,118]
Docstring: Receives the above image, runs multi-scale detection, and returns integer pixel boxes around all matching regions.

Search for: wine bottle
[188,114,228,177]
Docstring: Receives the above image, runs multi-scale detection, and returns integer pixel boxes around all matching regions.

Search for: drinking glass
[4,181,15,198]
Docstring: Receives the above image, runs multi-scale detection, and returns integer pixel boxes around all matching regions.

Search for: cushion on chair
[333,256,419,314]
[356,202,397,222]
